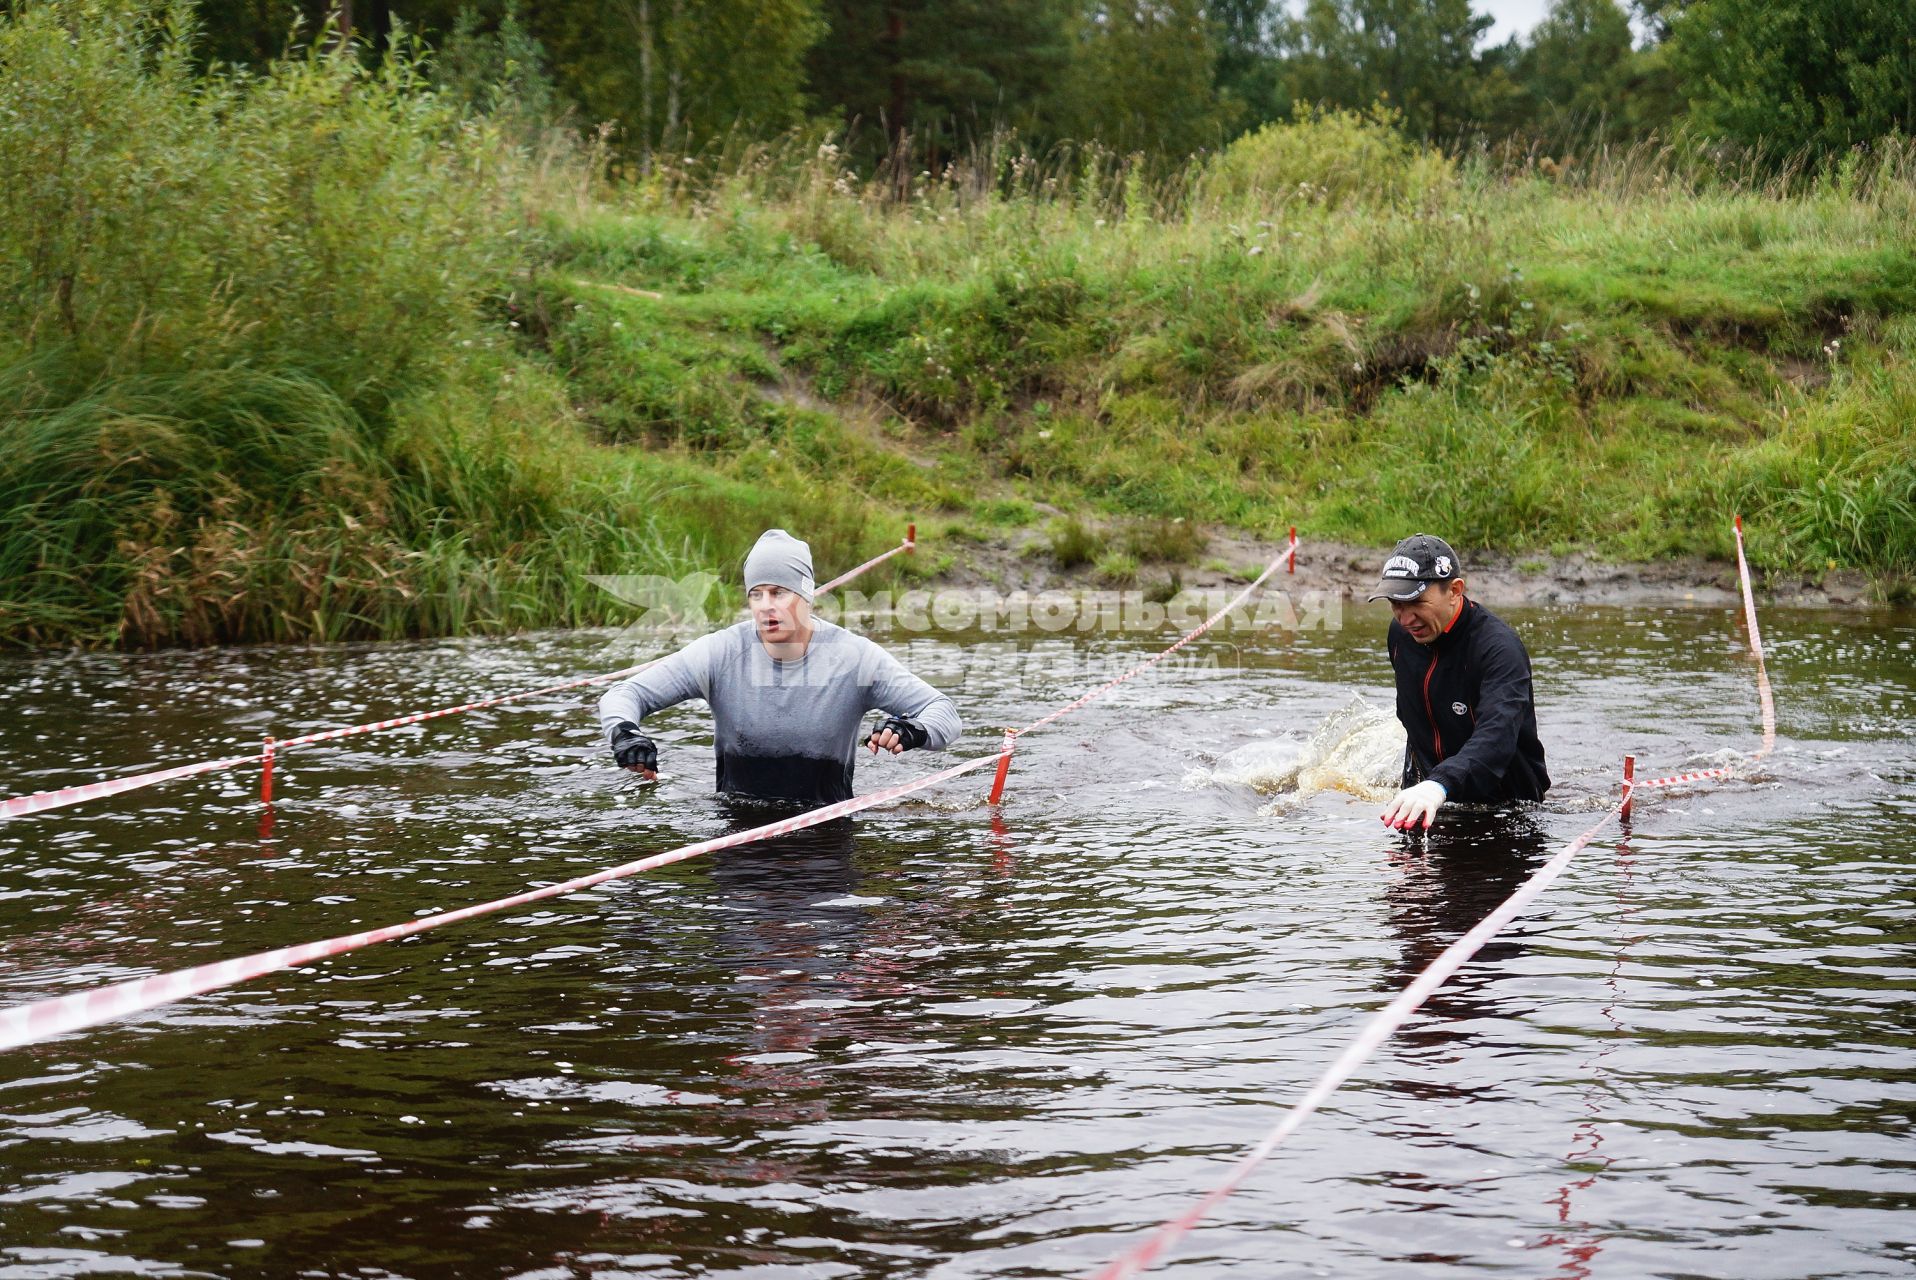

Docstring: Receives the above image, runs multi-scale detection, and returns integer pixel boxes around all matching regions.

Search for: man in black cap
[1369,534,1549,829]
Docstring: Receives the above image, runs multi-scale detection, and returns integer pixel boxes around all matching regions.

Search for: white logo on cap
[1383,555,1419,578]
[1451,701,1467,716]
[1434,556,1453,577]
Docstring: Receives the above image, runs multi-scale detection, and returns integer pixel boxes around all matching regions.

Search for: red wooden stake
[260,735,276,805]
[1621,754,1635,821]
[987,730,1015,804]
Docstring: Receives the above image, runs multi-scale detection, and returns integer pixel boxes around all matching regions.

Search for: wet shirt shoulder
[599,618,962,807]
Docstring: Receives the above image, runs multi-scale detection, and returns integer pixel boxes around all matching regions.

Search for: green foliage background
[164,0,1915,167]
[1,0,1912,648]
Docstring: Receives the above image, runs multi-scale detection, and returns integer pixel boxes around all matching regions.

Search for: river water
[0,601,1911,1279]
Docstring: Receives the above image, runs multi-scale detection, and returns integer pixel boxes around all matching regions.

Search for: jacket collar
[1432,595,1476,648]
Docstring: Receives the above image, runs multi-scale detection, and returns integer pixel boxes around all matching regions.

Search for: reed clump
[0,2,895,646]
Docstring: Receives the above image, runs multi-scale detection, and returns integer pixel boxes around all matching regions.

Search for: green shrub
[1201,105,1457,210]
[0,1,524,408]
[0,1,705,646]
[1744,337,1916,576]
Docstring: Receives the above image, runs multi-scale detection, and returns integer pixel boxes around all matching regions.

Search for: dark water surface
[0,604,1911,1279]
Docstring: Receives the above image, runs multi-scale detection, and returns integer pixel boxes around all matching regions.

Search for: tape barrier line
[0,662,664,823]
[0,533,914,824]
[0,526,1306,1049]
[272,663,656,751]
[1637,766,1738,788]
[0,667,669,823]
[0,753,265,821]
[1014,539,1298,741]
[815,528,915,595]
[0,750,1005,1052]
[1085,800,1628,1280]
[1731,513,1777,759]
[1089,516,1781,1277]
[988,537,1300,803]
[1638,515,1775,791]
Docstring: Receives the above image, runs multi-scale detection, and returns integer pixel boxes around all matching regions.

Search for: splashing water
[1648,744,1777,792]
[1187,694,1404,808]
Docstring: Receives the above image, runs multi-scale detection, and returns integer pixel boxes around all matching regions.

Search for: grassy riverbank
[3,5,1912,647]
[539,134,1916,593]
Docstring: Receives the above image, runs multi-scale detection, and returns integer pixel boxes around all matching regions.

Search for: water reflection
[1536,825,1637,1280]
[1381,810,1550,1006]
[707,817,867,1068]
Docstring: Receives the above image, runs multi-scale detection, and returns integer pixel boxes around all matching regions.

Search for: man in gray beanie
[598,528,963,806]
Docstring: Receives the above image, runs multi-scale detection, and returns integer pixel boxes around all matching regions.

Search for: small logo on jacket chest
[1450,701,1468,716]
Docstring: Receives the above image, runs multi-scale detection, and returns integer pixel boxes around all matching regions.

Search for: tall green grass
[547,118,1916,589]
[0,1,902,647]
[5,5,1912,652]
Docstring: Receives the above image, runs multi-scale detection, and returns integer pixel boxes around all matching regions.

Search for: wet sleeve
[863,642,962,751]
[1427,631,1533,801]
[596,634,718,749]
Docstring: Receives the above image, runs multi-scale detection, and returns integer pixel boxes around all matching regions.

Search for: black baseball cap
[1367,534,1462,602]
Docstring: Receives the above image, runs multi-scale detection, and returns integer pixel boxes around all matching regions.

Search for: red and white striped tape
[0,749,1005,1051]
[0,752,264,821]
[1016,535,1297,740]
[1085,799,1628,1280]
[0,527,1305,1049]
[1636,765,1737,789]
[815,527,915,594]
[1085,515,1780,1276]
[990,534,1298,802]
[271,663,655,751]
[1637,515,1775,791]
[0,530,918,823]
[0,662,662,822]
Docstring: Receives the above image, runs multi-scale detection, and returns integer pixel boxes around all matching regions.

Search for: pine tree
[1277,0,1494,140]
[804,0,1073,167]
[1056,0,1229,160]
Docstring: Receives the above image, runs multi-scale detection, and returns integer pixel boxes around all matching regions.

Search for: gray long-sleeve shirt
[598,618,962,805]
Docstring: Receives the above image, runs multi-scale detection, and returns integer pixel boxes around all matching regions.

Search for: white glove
[1381,779,1447,830]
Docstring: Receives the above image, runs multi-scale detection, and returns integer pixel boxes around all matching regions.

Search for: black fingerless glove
[867,716,929,751]
[610,721,658,772]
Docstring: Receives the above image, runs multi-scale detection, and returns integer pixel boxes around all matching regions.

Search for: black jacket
[1388,597,1550,803]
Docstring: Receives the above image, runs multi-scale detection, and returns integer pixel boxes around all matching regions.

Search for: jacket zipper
[1421,651,1444,761]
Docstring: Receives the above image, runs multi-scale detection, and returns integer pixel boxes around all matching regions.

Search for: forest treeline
[140,0,1915,169]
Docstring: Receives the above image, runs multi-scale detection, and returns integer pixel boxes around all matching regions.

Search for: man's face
[1390,579,1465,644]
[748,583,809,642]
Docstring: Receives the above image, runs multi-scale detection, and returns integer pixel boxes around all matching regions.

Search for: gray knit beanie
[742,529,815,602]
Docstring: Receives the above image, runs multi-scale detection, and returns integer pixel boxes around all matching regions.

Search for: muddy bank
[926,525,1888,609]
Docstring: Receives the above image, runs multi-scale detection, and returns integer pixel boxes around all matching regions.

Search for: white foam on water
[1185,694,1404,811]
